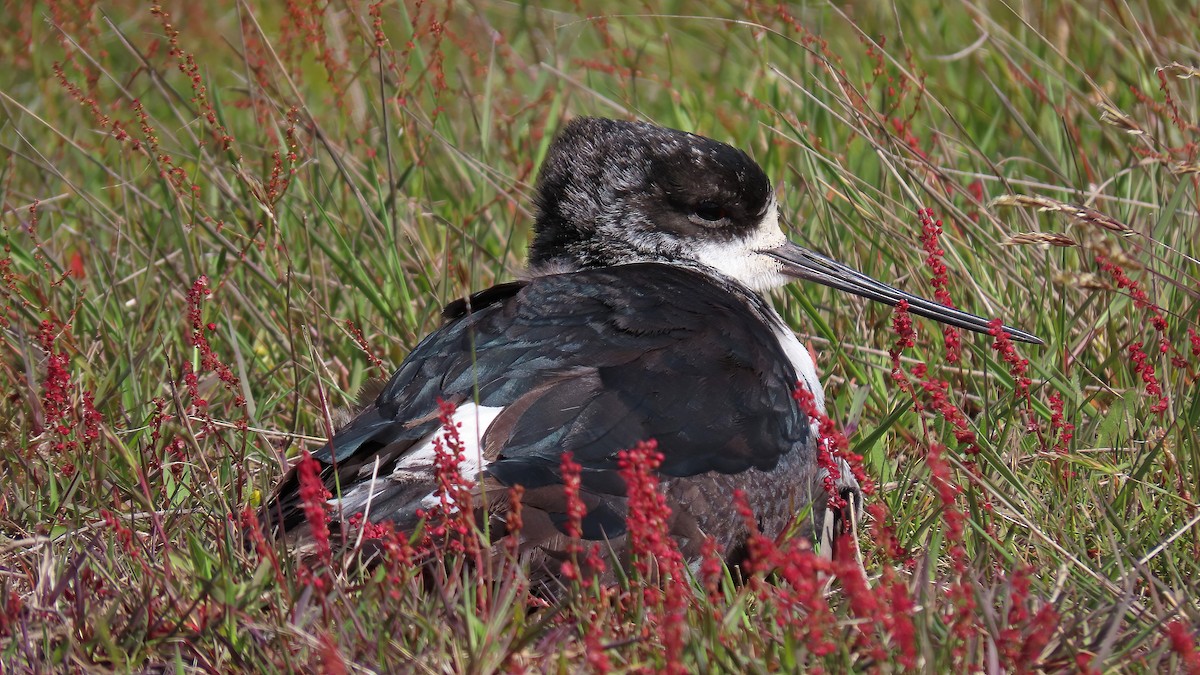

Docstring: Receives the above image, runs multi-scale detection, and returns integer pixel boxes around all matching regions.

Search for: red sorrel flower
[831,542,882,652]
[376,522,417,601]
[909,363,979,452]
[101,508,140,559]
[33,320,102,477]
[882,565,919,668]
[868,502,908,562]
[185,275,244,407]
[890,299,916,394]
[1047,392,1075,455]
[560,451,585,540]
[584,616,613,673]
[559,451,586,582]
[345,320,388,378]
[989,317,1032,403]
[1128,341,1169,415]
[734,490,839,657]
[425,398,481,557]
[1019,604,1059,671]
[37,320,72,437]
[699,535,724,607]
[240,507,284,584]
[794,384,875,507]
[503,484,525,561]
[998,567,1032,663]
[0,589,23,639]
[918,208,962,363]
[1095,253,1172,356]
[1165,619,1200,675]
[617,440,687,675]
[297,450,332,565]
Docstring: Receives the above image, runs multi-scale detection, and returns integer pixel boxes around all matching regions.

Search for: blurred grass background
[1,1,1198,671]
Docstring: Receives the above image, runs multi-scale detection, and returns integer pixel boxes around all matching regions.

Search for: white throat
[693,200,790,293]
[690,200,825,409]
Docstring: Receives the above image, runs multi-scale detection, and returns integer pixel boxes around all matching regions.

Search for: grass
[1,0,1198,671]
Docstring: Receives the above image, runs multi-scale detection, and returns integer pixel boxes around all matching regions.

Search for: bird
[259,117,1040,577]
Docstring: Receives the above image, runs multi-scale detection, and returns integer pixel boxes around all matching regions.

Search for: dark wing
[263,263,810,539]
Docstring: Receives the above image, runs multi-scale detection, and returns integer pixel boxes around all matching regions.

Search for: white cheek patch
[329,403,505,513]
[693,200,790,293]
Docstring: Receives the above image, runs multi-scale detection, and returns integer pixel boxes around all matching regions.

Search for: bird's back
[259,263,833,567]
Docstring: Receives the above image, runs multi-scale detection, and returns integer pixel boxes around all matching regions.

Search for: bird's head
[528,117,1041,344]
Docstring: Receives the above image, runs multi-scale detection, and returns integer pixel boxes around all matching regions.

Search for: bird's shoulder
[317,262,810,489]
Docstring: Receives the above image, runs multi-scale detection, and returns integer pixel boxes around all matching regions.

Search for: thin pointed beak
[763,242,1043,345]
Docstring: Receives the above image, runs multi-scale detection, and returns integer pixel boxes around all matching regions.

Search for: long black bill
[764,242,1043,345]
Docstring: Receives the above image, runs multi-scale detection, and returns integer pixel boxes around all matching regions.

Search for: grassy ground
[1,0,1199,671]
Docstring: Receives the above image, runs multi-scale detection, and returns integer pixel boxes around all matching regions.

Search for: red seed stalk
[1047,392,1074,455]
[734,490,839,657]
[1129,341,1169,415]
[427,398,481,557]
[584,615,614,673]
[503,484,525,562]
[989,318,1032,401]
[240,508,285,585]
[34,320,101,479]
[995,566,1061,672]
[997,567,1031,663]
[1094,253,1176,415]
[890,297,984,658]
[150,4,236,152]
[831,542,883,656]
[881,564,919,668]
[185,276,245,407]
[296,450,332,566]
[1046,391,1078,482]
[558,451,586,582]
[37,320,73,438]
[1165,620,1200,675]
[909,363,979,453]
[346,320,388,378]
[617,441,687,675]
[918,208,962,363]
[375,522,418,601]
[560,452,586,540]
[1020,604,1060,670]
[0,588,23,639]
[796,384,875,506]
[101,508,140,559]
[699,535,725,607]
[989,318,1036,433]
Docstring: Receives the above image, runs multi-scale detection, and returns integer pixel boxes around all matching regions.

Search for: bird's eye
[691,202,728,224]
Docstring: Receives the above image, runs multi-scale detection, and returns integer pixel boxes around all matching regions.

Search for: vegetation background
[1,0,1198,671]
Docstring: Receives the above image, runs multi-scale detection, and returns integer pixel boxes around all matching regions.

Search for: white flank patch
[398,403,504,477]
[411,403,504,510]
[693,200,791,293]
[330,403,504,513]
